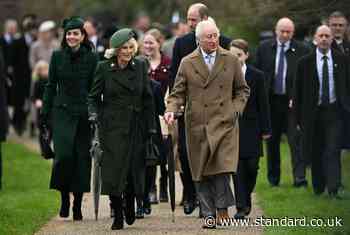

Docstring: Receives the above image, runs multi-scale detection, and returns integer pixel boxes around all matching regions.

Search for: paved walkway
[10,132,264,235]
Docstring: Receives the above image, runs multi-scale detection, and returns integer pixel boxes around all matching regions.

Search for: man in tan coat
[164,19,250,227]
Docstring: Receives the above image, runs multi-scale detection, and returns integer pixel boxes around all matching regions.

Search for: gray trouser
[195,173,235,217]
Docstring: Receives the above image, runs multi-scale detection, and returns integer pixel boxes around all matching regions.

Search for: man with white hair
[165,20,250,227]
[169,2,231,216]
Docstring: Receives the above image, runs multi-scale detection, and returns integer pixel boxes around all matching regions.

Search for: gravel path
[9,132,264,235]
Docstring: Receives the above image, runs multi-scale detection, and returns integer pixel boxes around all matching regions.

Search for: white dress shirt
[201,48,216,71]
[242,63,247,78]
[316,48,336,105]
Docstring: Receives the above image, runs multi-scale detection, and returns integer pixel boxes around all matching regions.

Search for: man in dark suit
[170,2,231,215]
[328,11,350,56]
[255,17,309,187]
[0,47,9,190]
[0,19,18,106]
[328,11,349,190]
[230,39,271,219]
[294,25,350,199]
[11,15,37,136]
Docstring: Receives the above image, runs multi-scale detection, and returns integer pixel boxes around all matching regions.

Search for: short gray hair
[195,18,219,40]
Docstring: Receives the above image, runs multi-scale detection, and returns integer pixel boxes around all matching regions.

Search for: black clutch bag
[39,125,54,160]
[145,137,160,166]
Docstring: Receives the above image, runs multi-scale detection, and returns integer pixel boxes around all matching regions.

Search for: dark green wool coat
[88,57,155,197]
[42,46,98,192]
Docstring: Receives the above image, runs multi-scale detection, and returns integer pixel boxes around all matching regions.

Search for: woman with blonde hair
[138,28,171,216]
[88,28,155,230]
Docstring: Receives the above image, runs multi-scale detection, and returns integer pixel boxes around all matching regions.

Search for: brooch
[111,63,115,67]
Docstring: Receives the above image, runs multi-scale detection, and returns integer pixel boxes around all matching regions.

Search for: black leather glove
[148,129,157,138]
[38,113,49,130]
[88,112,98,124]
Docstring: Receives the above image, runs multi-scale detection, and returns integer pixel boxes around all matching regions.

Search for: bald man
[294,25,350,199]
[255,17,309,187]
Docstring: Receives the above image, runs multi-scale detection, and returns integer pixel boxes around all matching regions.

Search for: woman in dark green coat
[88,28,155,230]
[41,17,98,220]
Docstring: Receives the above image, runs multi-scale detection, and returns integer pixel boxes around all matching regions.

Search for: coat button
[204,104,208,107]
[220,85,223,89]
[220,102,223,106]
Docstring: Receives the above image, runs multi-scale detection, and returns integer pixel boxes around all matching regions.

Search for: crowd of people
[0,1,349,231]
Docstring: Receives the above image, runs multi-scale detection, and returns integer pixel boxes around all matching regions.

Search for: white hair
[4,19,17,31]
[195,18,220,40]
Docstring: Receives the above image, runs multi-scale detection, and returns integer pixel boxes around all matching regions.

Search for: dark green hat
[62,16,84,31]
[110,28,135,49]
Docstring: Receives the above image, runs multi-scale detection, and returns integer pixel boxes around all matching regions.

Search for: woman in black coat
[0,48,9,190]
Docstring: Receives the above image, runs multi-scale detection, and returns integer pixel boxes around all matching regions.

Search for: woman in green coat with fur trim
[88,28,155,230]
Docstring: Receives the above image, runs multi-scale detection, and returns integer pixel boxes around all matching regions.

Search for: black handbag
[38,125,54,159]
[145,136,160,166]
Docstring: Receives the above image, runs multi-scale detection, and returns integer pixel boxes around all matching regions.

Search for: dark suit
[143,80,165,204]
[294,49,350,195]
[170,31,231,205]
[0,35,15,105]
[11,35,32,135]
[0,47,9,190]
[255,38,309,186]
[332,40,350,150]
[233,65,271,211]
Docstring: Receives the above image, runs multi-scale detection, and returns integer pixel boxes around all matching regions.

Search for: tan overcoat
[166,47,250,181]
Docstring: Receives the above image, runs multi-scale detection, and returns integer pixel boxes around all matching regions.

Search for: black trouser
[149,136,169,194]
[233,157,260,210]
[311,104,341,194]
[144,165,157,202]
[178,116,196,203]
[267,95,305,185]
[0,143,2,189]
[12,105,27,135]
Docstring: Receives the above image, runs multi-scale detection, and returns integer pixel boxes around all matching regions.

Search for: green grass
[256,139,350,235]
[0,142,59,235]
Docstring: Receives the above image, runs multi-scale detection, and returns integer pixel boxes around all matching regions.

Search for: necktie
[321,55,330,105]
[275,43,285,94]
[205,54,213,71]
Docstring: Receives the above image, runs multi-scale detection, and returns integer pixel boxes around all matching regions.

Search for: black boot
[124,194,136,225]
[111,196,124,230]
[135,198,144,219]
[110,202,115,218]
[59,191,70,218]
[73,192,83,221]
[143,196,152,215]
[159,174,168,202]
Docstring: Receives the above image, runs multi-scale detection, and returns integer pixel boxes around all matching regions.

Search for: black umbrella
[167,129,176,222]
[167,112,182,223]
[90,124,102,220]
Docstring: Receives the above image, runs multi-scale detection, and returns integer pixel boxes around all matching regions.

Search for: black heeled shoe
[59,191,70,218]
[124,194,136,225]
[111,196,124,230]
[143,198,152,215]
